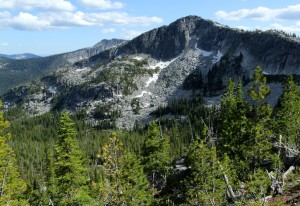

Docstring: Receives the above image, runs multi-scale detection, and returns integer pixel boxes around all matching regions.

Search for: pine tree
[247,66,271,121]
[142,121,171,196]
[219,80,247,153]
[274,76,300,148]
[246,66,276,171]
[98,133,124,205]
[45,148,58,205]
[122,151,153,205]
[218,79,252,178]
[184,134,227,205]
[54,112,92,205]
[98,133,152,205]
[0,101,28,205]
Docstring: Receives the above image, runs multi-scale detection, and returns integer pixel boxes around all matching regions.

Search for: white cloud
[42,11,94,27]
[78,0,124,10]
[122,29,143,39]
[0,0,163,31]
[0,0,75,12]
[215,4,300,21]
[7,12,52,31]
[231,23,300,35]
[101,28,116,33]
[0,11,163,31]
[269,23,300,33]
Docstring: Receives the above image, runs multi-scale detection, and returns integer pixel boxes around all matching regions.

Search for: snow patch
[75,67,88,72]
[212,50,223,63]
[148,55,180,70]
[146,55,180,87]
[142,103,150,108]
[145,73,159,87]
[133,56,143,61]
[48,86,57,94]
[135,91,152,98]
[263,71,269,75]
[195,43,212,57]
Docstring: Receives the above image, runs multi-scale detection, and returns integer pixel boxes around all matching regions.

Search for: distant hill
[0,53,41,60]
[0,39,127,95]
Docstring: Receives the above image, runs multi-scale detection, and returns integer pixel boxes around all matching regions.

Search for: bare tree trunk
[282,166,295,185]
[49,198,54,206]
[218,162,236,201]
[222,172,236,201]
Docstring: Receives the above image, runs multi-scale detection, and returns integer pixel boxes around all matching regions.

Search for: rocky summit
[1,15,300,129]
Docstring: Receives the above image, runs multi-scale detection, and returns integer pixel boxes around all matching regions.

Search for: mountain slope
[0,39,127,95]
[2,16,300,129]
[90,16,300,75]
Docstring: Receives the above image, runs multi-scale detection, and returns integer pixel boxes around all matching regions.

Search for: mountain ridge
[1,15,300,129]
[0,53,41,60]
[0,38,127,95]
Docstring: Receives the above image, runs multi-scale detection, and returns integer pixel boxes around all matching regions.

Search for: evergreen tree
[0,101,28,205]
[184,134,228,205]
[246,66,276,171]
[45,148,58,205]
[54,112,92,205]
[98,133,152,205]
[98,132,124,205]
[274,76,300,148]
[122,151,153,205]
[218,79,253,179]
[28,178,48,206]
[142,121,171,196]
[247,66,271,121]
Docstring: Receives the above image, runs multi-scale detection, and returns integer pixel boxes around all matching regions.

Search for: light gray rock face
[2,16,300,129]
[63,39,127,64]
[107,16,300,75]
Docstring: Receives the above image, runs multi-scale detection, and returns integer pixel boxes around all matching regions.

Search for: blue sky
[0,0,300,55]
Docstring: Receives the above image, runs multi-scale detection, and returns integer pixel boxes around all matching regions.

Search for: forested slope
[1,67,300,205]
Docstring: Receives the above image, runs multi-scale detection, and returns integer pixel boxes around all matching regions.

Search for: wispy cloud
[0,11,163,31]
[215,4,300,21]
[233,23,300,35]
[269,23,300,33]
[0,0,163,31]
[0,0,75,12]
[78,0,124,10]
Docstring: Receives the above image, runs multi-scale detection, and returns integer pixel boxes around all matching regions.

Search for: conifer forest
[2,67,300,205]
